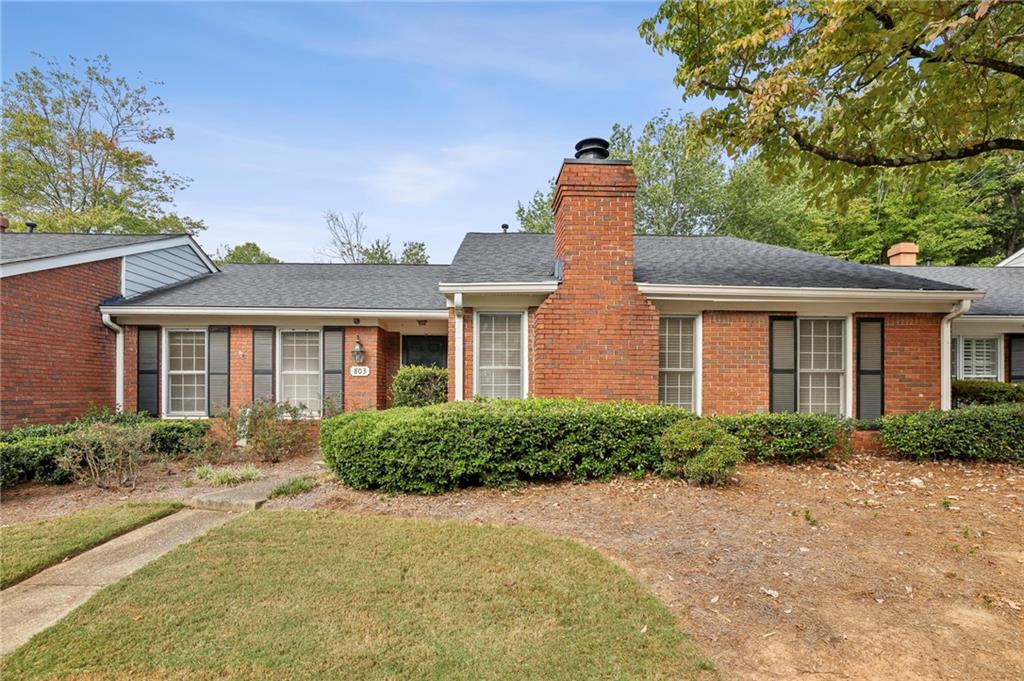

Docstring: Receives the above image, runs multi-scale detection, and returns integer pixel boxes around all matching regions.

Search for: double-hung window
[659,317,696,410]
[952,337,1000,381]
[167,329,207,416]
[798,319,845,415]
[279,330,322,414]
[476,313,524,399]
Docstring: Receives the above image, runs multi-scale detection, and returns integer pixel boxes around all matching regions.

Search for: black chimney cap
[574,137,610,160]
[25,221,37,233]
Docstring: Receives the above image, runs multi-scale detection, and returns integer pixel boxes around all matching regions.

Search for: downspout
[102,313,125,413]
[940,299,972,410]
[454,293,464,401]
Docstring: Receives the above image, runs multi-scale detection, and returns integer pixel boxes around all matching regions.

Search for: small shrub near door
[879,403,1024,462]
[658,419,744,485]
[390,366,449,407]
[217,401,315,463]
[57,423,154,489]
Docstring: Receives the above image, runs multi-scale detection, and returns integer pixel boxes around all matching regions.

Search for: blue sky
[2,2,701,262]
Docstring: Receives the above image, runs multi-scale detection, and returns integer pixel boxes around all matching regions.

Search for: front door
[402,335,448,368]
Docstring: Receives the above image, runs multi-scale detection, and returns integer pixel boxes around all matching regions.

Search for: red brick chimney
[887,242,919,266]
[530,138,660,402]
[0,214,9,233]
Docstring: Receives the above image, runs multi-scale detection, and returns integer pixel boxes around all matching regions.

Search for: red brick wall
[446,308,474,400]
[1,259,120,428]
[531,160,660,402]
[344,326,400,411]
[229,326,253,411]
[701,311,776,415]
[866,312,944,414]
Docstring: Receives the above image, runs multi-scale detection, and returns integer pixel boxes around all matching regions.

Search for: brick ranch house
[1,139,1021,430]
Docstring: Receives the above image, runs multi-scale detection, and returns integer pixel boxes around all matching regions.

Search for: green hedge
[321,399,694,493]
[390,366,449,408]
[0,418,211,487]
[0,435,74,487]
[952,379,1024,406]
[714,412,852,463]
[658,419,743,485]
[879,403,1024,462]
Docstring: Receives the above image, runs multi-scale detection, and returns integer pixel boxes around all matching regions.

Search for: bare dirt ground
[0,452,323,526]
[301,454,1024,681]
[4,452,1021,680]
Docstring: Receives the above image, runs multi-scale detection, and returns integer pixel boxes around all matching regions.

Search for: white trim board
[102,306,448,319]
[439,282,559,295]
[0,235,217,278]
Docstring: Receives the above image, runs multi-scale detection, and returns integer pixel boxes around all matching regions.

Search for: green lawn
[1,502,181,589]
[1,511,714,680]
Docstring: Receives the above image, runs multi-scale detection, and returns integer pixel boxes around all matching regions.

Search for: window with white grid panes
[476,313,523,398]
[280,330,322,414]
[955,337,999,380]
[798,319,844,415]
[659,317,695,410]
[167,330,207,416]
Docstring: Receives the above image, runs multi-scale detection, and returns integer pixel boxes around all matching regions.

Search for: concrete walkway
[0,509,232,655]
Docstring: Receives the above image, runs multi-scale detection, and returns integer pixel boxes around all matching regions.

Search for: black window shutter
[208,327,230,415]
[1010,335,1024,384]
[137,327,160,416]
[857,319,884,421]
[323,326,345,411]
[253,327,275,402]
[769,317,797,413]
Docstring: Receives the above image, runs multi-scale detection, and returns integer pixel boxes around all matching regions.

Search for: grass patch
[0,502,181,589]
[269,475,317,498]
[1,511,713,680]
[193,464,262,487]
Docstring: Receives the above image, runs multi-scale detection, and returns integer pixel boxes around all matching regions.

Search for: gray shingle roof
[446,233,971,291]
[894,267,1024,315]
[108,263,450,311]
[0,233,178,264]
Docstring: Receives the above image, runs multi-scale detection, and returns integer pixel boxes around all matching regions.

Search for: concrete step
[186,477,283,512]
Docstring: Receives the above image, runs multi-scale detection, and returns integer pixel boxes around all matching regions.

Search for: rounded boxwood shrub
[879,403,1024,462]
[390,366,449,408]
[658,419,743,485]
[713,412,851,463]
[952,379,1024,406]
[321,398,694,494]
[0,435,74,487]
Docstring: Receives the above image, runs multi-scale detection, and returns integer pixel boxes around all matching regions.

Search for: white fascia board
[636,282,986,304]
[995,246,1024,267]
[185,235,219,273]
[438,281,559,294]
[100,306,449,319]
[0,235,214,278]
[956,314,1024,321]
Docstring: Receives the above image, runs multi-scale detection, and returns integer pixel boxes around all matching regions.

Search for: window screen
[167,330,207,416]
[659,317,695,410]
[477,313,523,399]
[280,330,321,414]
[798,319,844,416]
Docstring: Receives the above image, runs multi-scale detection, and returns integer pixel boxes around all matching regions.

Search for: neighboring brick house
[0,230,217,428]
[3,138,1019,429]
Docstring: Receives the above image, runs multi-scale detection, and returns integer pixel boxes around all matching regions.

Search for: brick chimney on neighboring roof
[887,242,919,266]
[0,214,8,233]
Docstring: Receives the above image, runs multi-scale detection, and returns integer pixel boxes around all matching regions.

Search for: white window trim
[162,327,208,418]
[952,335,1003,381]
[472,310,529,399]
[796,316,850,417]
[658,315,701,414]
[277,328,323,417]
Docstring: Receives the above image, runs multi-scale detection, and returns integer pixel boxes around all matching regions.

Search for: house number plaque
[350,366,371,377]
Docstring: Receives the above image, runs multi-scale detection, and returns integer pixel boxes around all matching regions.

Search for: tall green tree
[515,111,725,235]
[216,242,280,265]
[0,54,203,234]
[640,1,1024,192]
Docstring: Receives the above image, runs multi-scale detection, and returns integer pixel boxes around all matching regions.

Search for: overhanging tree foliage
[216,242,280,265]
[0,54,203,234]
[640,1,1024,188]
